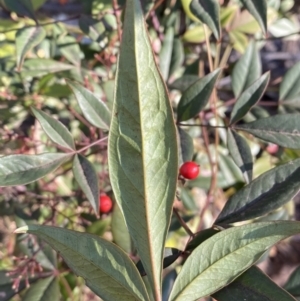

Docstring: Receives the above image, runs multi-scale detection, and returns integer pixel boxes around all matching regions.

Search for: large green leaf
[230,72,269,124]
[280,61,300,101]
[22,277,60,301]
[16,26,46,71]
[177,69,221,122]
[240,0,267,34]
[31,107,75,151]
[215,158,300,224]
[72,154,99,213]
[189,0,220,40]
[15,225,150,301]
[67,80,111,131]
[213,266,297,301]
[231,41,261,98]
[227,129,253,183]
[233,114,300,149]
[0,153,71,186]
[284,265,300,297]
[168,221,300,301]
[108,0,178,296]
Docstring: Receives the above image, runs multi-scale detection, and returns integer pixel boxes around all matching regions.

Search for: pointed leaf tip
[14,226,29,234]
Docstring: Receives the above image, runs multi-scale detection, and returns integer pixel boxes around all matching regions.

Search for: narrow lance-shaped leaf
[233,114,300,149]
[215,158,300,224]
[280,61,300,101]
[213,266,297,301]
[14,225,150,301]
[72,154,99,213]
[16,26,46,71]
[230,72,270,125]
[159,27,174,81]
[67,80,111,131]
[108,0,178,296]
[22,277,60,301]
[177,69,221,122]
[31,107,75,150]
[0,153,71,187]
[227,129,253,183]
[189,0,220,40]
[169,221,300,301]
[240,0,267,34]
[177,126,194,165]
[231,40,261,98]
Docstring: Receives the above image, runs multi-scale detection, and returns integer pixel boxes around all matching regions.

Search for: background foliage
[1,0,300,300]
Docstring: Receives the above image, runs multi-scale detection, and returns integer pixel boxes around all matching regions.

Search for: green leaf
[22,277,60,301]
[162,270,177,301]
[230,72,270,124]
[159,27,174,81]
[31,107,75,150]
[67,80,111,131]
[15,225,150,301]
[189,0,220,40]
[169,221,300,301]
[21,59,73,77]
[16,26,46,71]
[136,248,182,276]
[108,0,178,296]
[233,114,300,149]
[78,15,106,42]
[169,75,199,92]
[231,40,261,98]
[240,0,267,34]
[3,0,37,21]
[215,158,300,224]
[284,265,300,297]
[227,129,253,183]
[58,35,82,67]
[0,153,71,186]
[186,227,220,251]
[72,154,99,213]
[280,61,300,101]
[177,69,221,122]
[111,202,131,253]
[177,126,194,165]
[169,38,184,77]
[213,266,297,301]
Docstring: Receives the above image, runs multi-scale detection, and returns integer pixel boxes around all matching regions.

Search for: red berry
[99,194,113,213]
[266,143,279,155]
[179,161,200,180]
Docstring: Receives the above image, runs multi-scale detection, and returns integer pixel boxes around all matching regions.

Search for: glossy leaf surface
[22,277,60,301]
[240,0,267,34]
[231,41,261,98]
[0,153,70,186]
[230,72,269,124]
[15,225,149,301]
[72,154,99,213]
[108,0,178,296]
[227,129,253,183]
[216,158,300,224]
[189,0,220,40]
[213,266,296,301]
[234,114,300,149]
[16,26,46,70]
[31,107,75,150]
[67,80,111,130]
[169,221,300,301]
[177,69,221,121]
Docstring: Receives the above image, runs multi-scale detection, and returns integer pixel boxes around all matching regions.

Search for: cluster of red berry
[98,161,199,214]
